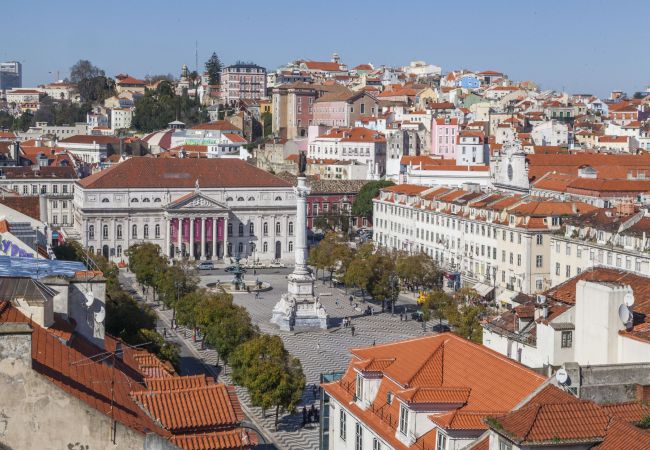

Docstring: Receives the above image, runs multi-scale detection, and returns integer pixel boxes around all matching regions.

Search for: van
[196,261,214,270]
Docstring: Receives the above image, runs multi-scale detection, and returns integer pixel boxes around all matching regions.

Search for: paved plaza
[121,266,437,450]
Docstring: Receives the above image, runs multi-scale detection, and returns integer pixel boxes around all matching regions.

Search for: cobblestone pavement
[121,268,433,450]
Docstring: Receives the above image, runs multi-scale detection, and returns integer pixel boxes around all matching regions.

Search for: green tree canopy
[446,303,485,343]
[132,81,207,132]
[396,252,440,291]
[76,76,116,104]
[126,243,168,292]
[69,59,105,83]
[351,180,394,220]
[229,335,305,429]
[205,53,223,85]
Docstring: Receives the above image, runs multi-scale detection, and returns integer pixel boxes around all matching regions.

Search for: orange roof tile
[170,429,256,450]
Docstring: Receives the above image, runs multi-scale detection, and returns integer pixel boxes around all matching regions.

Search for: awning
[497,289,518,305]
[473,282,495,297]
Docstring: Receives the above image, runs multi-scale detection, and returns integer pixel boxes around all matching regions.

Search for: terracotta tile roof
[303,61,345,71]
[144,375,212,391]
[383,184,429,195]
[131,384,243,433]
[77,157,290,190]
[116,75,146,85]
[169,429,256,450]
[508,201,597,217]
[397,386,471,405]
[190,121,242,132]
[0,196,40,220]
[466,435,489,450]
[595,418,650,450]
[430,410,502,431]
[1,166,77,180]
[223,133,247,143]
[60,135,120,145]
[600,402,650,424]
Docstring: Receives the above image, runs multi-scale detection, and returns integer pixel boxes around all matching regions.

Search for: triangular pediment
[166,192,228,211]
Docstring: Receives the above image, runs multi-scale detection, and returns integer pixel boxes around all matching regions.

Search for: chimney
[9,278,55,328]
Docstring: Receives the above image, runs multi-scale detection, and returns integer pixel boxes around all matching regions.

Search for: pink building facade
[430,117,459,159]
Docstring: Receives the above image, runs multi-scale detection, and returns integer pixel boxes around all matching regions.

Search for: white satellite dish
[94,306,105,324]
[624,292,635,307]
[84,288,95,307]
[556,368,569,385]
[618,304,632,328]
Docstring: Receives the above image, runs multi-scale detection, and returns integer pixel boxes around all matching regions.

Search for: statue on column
[298,152,307,177]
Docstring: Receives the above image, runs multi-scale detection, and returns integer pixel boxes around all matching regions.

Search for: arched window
[101,198,109,203]
[88,225,95,240]
[116,225,122,239]
[249,223,254,235]
[102,225,108,239]
[275,196,282,201]
[288,241,294,252]
[227,242,232,257]
[88,246,94,254]
[154,198,161,203]
[131,198,139,203]
[143,224,149,238]
[238,223,244,237]
[276,222,281,234]
[143,198,150,203]
[227,223,233,237]
[263,222,268,236]
[247,196,255,201]
[117,245,122,257]
[155,224,160,238]
[288,222,294,236]
[226,197,233,201]
[132,224,137,238]
[263,242,268,252]
[237,196,244,201]
[238,242,244,255]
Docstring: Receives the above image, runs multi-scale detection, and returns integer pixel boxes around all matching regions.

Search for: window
[355,374,364,401]
[436,432,447,450]
[536,279,543,290]
[355,422,363,450]
[276,222,281,234]
[555,262,561,276]
[132,224,137,238]
[288,241,293,252]
[249,223,254,235]
[154,198,161,202]
[238,242,244,255]
[561,331,573,348]
[499,440,513,450]
[536,255,543,267]
[143,224,149,238]
[53,185,58,194]
[155,224,160,238]
[117,225,122,239]
[399,404,408,435]
[566,265,571,278]
[339,410,347,441]
[117,245,122,258]
[373,438,381,450]
[53,214,58,225]
[263,222,268,236]
[536,234,543,245]
[288,222,294,236]
[88,225,95,240]
[131,198,139,203]
[228,223,233,237]
[263,241,268,252]
[102,198,109,203]
[238,223,244,237]
[102,225,108,239]
[517,254,521,266]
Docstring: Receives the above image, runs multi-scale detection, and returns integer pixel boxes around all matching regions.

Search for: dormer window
[399,404,408,435]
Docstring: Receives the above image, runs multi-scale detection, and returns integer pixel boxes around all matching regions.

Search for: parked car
[196,261,214,270]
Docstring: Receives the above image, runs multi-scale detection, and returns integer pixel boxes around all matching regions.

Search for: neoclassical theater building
[72,157,297,263]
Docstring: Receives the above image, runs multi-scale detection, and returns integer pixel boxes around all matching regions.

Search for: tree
[446,303,485,343]
[367,247,398,310]
[76,76,115,104]
[156,262,198,312]
[396,252,440,291]
[132,81,207,132]
[126,243,168,299]
[205,52,222,85]
[352,180,395,220]
[105,289,157,343]
[421,290,452,326]
[261,111,272,137]
[229,335,305,429]
[70,60,105,83]
[53,241,86,262]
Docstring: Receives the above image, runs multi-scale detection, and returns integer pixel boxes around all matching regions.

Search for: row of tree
[131,81,207,132]
[53,241,180,365]
[126,243,305,429]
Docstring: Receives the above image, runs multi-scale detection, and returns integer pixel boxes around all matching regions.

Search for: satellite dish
[94,306,105,324]
[618,304,632,327]
[624,292,635,307]
[84,288,95,307]
[556,368,569,385]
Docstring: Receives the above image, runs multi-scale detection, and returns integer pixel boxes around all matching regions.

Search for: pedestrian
[399,313,403,321]
[163,328,167,337]
[307,407,313,423]
[371,307,374,316]
[372,339,376,346]
[335,299,339,308]
[351,326,355,337]
[314,407,320,422]
[310,405,317,423]
[317,342,321,353]
[302,406,308,426]
[349,295,353,305]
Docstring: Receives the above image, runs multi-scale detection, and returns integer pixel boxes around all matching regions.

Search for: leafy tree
[126,243,168,298]
[53,241,86,262]
[396,252,440,291]
[205,52,223,85]
[132,81,207,132]
[76,76,115,104]
[446,303,485,343]
[156,262,198,312]
[352,180,394,220]
[70,59,105,83]
[308,232,350,285]
[229,335,305,429]
[137,328,180,367]
[421,289,452,326]
[261,111,272,137]
[12,111,34,131]
[34,97,91,127]
[105,289,157,343]
[367,247,398,310]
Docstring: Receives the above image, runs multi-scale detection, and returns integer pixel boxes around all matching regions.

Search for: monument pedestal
[271,174,329,332]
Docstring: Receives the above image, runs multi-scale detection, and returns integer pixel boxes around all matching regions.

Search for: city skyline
[3,0,650,96]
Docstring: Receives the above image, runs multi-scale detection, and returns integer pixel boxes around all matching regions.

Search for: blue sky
[3,0,649,96]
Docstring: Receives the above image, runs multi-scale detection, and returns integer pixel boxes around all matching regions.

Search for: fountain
[207,256,271,293]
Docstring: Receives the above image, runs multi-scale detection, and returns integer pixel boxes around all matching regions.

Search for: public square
[122,264,440,450]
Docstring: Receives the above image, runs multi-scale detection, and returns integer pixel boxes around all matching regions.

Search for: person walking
[302,407,308,426]
[351,325,356,336]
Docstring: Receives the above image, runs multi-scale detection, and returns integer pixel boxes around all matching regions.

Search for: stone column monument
[271,154,329,331]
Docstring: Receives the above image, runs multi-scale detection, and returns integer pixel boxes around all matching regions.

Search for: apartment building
[373,184,596,301]
[221,63,267,104]
[549,207,650,286]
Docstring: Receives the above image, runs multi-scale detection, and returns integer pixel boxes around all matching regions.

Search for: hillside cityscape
[1,7,650,450]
